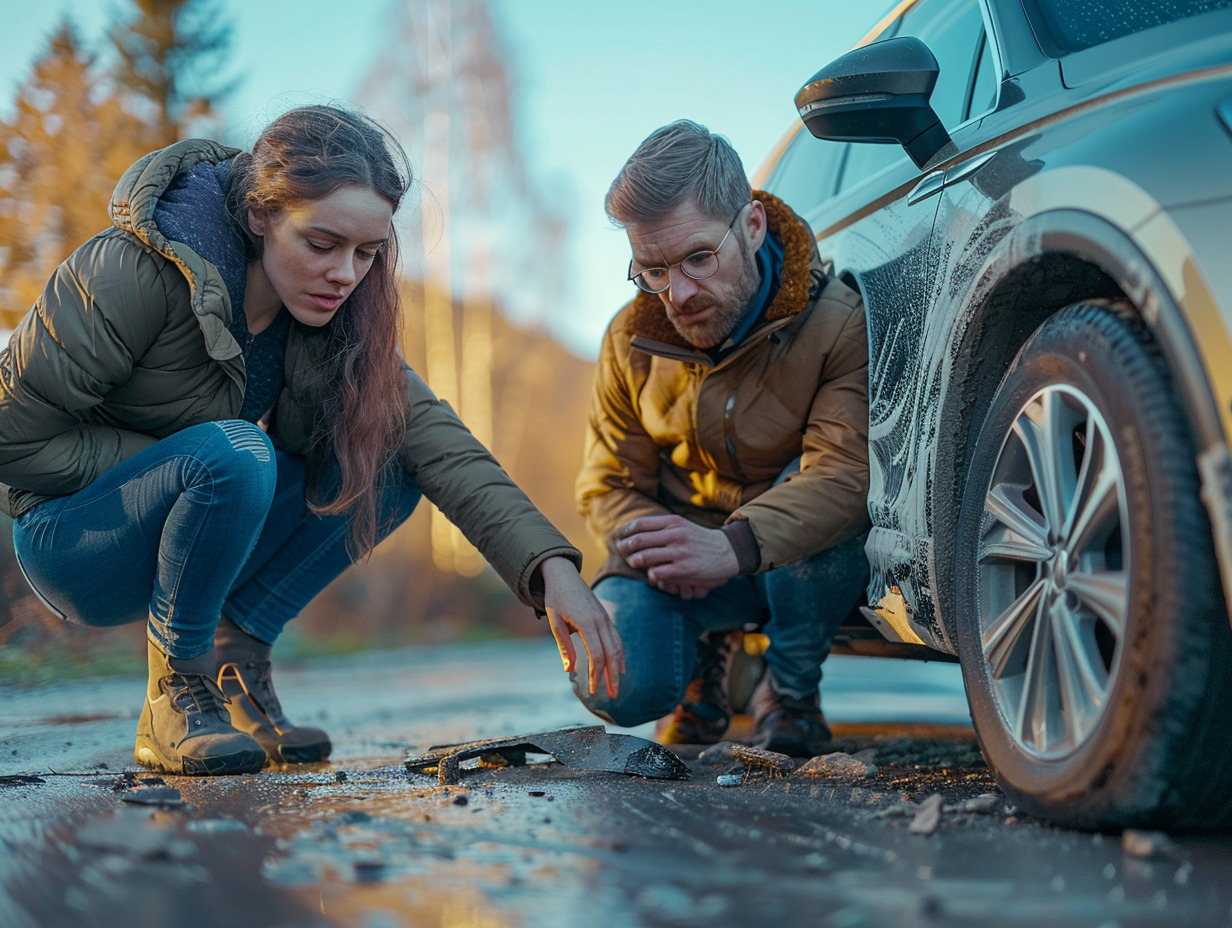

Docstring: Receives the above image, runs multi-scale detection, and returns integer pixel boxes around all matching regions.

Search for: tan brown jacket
[576,191,870,583]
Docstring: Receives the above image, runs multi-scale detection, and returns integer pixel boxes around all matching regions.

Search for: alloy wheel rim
[976,384,1130,760]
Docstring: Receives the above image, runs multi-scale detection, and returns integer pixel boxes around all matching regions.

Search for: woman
[0,105,623,776]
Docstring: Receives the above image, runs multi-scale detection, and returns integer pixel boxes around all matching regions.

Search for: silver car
[756,0,1232,829]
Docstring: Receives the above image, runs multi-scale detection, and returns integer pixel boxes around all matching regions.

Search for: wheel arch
[931,208,1228,646]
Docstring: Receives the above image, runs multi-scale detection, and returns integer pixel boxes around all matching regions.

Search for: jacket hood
[625,189,821,348]
[108,139,245,361]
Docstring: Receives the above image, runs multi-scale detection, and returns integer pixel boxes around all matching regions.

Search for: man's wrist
[720,520,761,574]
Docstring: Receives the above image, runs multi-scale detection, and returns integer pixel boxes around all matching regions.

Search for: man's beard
[666,242,761,349]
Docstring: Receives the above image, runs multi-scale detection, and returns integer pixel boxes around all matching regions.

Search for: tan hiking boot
[215,616,332,764]
[134,641,266,776]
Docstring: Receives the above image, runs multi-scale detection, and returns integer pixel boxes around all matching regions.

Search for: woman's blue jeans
[575,532,869,728]
[11,421,421,659]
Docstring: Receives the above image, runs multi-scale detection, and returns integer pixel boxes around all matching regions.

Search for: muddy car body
[755,0,1232,829]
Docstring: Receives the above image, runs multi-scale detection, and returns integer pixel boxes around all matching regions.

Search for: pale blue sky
[2,0,885,356]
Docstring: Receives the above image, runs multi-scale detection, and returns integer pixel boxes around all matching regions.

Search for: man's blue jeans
[12,421,421,659]
[575,532,869,728]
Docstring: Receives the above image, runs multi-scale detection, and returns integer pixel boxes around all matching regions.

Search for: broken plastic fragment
[405,725,690,785]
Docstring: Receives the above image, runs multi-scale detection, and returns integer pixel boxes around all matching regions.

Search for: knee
[190,421,277,503]
[572,663,680,728]
[212,420,275,463]
[213,421,275,474]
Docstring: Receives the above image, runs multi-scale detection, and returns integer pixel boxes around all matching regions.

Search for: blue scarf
[714,230,785,359]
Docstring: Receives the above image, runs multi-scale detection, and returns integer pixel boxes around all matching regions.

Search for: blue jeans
[12,421,421,659]
[575,532,869,727]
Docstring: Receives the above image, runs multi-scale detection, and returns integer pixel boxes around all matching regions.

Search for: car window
[762,129,843,209]
[834,0,986,194]
[897,0,986,128]
[835,141,905,194]
[966,30,997,119]
[1022,0,1232,55]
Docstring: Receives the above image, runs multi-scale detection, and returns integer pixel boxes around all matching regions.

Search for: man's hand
[540,556,625,698]
[614,514,740,597]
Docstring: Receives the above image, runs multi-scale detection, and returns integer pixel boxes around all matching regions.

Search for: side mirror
[794,36,953,170]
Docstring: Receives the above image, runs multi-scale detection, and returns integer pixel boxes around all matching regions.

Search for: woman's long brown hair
[227,104,410,556]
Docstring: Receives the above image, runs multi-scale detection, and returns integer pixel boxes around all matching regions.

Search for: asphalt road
[2,638,1231,928]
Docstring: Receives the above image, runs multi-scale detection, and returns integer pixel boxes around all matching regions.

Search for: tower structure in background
[355,0,572,576]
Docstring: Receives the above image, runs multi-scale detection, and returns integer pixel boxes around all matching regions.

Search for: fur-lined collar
[626,189,816,347]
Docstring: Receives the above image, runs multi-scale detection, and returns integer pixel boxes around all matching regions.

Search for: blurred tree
[0,0,236,326]
[0,21,151,327]
[108,0,236,145]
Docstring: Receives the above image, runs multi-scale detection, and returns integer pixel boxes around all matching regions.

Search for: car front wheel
[955,302,1232,830]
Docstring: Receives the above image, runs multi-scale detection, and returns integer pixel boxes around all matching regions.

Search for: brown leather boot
[656,631,737,746]
[749,672,832,758]
[214,616,332,764]
[134,640,266,776]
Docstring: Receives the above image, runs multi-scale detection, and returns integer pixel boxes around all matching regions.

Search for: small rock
[452,794,469,806]
[909,793,945,835]
[1122,829,1174,859]
[952,793,1002,815]
[873,803,916,819]
[121,786,183,808]
[716,774,742,788]
[697,742,739,765]
[794,752,875,778]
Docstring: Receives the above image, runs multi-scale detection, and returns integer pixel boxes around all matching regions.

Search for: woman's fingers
[546,609,577,673]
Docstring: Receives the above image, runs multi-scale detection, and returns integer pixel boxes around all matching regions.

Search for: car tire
[955,301,1232,830]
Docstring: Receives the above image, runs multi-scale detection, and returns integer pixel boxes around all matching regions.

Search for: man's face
[627,199,766,349]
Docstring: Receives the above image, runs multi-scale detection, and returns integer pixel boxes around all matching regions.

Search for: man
[572,120,871,757]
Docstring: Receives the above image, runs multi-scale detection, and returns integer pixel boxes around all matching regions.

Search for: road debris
[730,744,795,783]
[909,793,945,835]
[696,742,740,766]
[794,751,878,778]
[952,793,1004,815]
[121,785,184,807]
[404,725,690,785]
[0,774,45,786]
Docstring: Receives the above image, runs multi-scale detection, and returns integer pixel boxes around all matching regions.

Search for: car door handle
[907,170,946,205]
[944,149,999,186]
[907,149,1001,206]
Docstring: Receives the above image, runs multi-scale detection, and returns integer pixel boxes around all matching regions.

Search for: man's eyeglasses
[627,205,746,294]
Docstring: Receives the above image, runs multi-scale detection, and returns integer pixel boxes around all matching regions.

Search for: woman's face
[247,184,394,329]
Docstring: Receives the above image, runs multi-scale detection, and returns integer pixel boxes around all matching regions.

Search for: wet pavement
[3,639,1232,928]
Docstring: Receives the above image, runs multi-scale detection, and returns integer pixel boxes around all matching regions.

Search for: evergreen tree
[108,0,235,145]
[0,21,150,326]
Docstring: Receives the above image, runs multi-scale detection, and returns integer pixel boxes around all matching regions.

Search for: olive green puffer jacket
[0,139,578,608]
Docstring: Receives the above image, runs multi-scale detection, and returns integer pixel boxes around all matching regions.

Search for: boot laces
[217,660,289,731]
[165,673,231,728]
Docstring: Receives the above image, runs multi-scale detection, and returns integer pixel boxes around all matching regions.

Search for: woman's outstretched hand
[539,556,625,699]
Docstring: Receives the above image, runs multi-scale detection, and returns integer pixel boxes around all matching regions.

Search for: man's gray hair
[605,120,751,227]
